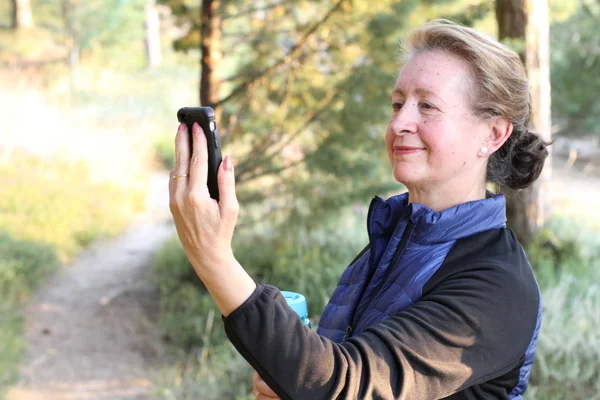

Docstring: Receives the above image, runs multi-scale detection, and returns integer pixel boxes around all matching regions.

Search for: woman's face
[386,50,490,193]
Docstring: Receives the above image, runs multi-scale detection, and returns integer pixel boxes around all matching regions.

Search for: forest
[1,0,599,399]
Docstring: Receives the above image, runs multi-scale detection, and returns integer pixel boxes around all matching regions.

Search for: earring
[480,147,488,155]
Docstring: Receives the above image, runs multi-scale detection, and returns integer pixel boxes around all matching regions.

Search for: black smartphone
[177,106,223,201]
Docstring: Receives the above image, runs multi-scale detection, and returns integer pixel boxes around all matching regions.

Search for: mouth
[393,146,425,156]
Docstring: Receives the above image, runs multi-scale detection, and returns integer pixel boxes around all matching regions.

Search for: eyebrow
[392,87,447,106]
[393,87,436,97]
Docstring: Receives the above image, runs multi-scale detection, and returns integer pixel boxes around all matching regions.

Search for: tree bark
[495,0,552,245]
[12,0,35,29]
[200,0,222,120]
[525,0,552,230]
[144,0,162,68]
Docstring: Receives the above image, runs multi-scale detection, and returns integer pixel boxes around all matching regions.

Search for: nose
[390,102,418,136]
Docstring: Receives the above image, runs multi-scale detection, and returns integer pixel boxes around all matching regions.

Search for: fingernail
[193,122,201,135]
[224,155,232,171]
[178,122,186,132]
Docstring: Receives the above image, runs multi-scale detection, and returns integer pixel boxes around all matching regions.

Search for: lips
[393,146,425,155]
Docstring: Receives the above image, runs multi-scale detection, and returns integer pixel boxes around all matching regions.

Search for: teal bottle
[280,291,311,328]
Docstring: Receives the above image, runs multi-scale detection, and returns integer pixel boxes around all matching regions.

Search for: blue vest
[317,193,541,398]
[317,192,508,341]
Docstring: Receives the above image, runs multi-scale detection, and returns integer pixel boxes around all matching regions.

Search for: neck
[406,182,488,212]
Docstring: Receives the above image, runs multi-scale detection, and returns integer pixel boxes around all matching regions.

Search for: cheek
[385,124,394,156]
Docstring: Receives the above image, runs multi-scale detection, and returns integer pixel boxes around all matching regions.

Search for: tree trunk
[12,0,35,29]
[495,0,552,245]
[144,0,162,68]
[62,0,79,100]
[200,0,222,121]
[525,0,552,230]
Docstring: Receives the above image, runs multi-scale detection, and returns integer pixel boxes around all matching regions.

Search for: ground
[6,172,175,400]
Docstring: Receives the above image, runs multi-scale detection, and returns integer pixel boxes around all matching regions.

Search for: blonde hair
[401,19,548,190]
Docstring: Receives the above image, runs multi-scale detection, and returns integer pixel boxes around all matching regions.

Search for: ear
[483,116,513,155]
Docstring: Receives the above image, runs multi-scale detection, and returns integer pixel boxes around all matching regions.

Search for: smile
[393,146,425,155]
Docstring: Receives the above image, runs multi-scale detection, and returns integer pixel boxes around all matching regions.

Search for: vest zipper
[342,198,378,342]
[343,219,415,341]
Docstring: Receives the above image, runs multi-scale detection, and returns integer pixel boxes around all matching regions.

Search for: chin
[391,164,420,187]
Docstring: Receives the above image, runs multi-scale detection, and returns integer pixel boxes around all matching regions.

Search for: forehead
[394,50,474,100]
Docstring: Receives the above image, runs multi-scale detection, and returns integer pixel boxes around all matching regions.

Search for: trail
[6,171,176,400]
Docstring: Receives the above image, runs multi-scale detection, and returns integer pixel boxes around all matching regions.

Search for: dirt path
[6,171,176,400]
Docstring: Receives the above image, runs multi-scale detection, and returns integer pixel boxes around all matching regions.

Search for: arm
[224,262,539,400]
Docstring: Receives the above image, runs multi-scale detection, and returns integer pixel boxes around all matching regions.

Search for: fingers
[188,122,210,198]
[253,372,279,398]
[169,123,191,201]
[218,155,239,227]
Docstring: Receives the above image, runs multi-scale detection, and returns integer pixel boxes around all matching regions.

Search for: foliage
[0,232,61,306]
[0,233,60,393]
[550,0,600,136]
[32,0,146,53]
[0,306,25,394]
[526,273,600,400]
[0,151,146,262]
[157,0,497,227]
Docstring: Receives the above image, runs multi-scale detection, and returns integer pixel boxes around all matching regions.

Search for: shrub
[0,151,147,263]
[527,273,600,399]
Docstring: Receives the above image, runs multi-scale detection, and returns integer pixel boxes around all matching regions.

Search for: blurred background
[1,0,599,399]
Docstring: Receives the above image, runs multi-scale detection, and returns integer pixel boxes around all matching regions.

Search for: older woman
[169,20,548,400]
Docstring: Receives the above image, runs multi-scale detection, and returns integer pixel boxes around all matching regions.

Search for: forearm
[193,252,256,317]
[223,272,535,400]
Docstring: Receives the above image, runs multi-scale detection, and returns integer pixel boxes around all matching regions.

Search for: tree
[162,0,497,227]
[199,0,222,121]
[11,0,35,29]
[495,0,552,245]
[145,0,163,68]
[550,1,600,136]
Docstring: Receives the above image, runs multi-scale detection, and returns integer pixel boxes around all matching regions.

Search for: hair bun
[503,128,550,190]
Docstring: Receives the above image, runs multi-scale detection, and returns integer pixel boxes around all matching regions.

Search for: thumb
[218,155,239,226]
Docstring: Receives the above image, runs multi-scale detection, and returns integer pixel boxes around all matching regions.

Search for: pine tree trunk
[144,0,162,68]
[12,0,35,29]
[495,0,552,245]
[200,0,222,120]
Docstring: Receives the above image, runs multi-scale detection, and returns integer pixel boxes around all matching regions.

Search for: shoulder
[425,228,538,295]
[416,229,540,368]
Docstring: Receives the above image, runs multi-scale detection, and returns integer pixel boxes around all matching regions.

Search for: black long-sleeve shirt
[224,228,541,399]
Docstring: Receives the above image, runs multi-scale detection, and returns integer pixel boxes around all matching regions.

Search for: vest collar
[368,191,507,245]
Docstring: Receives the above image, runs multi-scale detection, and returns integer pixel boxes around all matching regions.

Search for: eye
[392,102,403,111]
[420,102,435,110]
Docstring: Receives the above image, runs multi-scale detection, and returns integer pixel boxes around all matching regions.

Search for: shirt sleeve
[223,262,539,400]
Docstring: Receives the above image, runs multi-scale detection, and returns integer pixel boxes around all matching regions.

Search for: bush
[0,151,147,263]
[526,273,600,400]
[0,232,61,305]
[525,218,600,399]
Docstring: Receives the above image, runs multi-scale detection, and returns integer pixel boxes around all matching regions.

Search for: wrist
[194,251,257,317]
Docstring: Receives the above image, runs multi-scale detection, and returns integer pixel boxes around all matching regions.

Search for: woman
[169,20,548,399]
